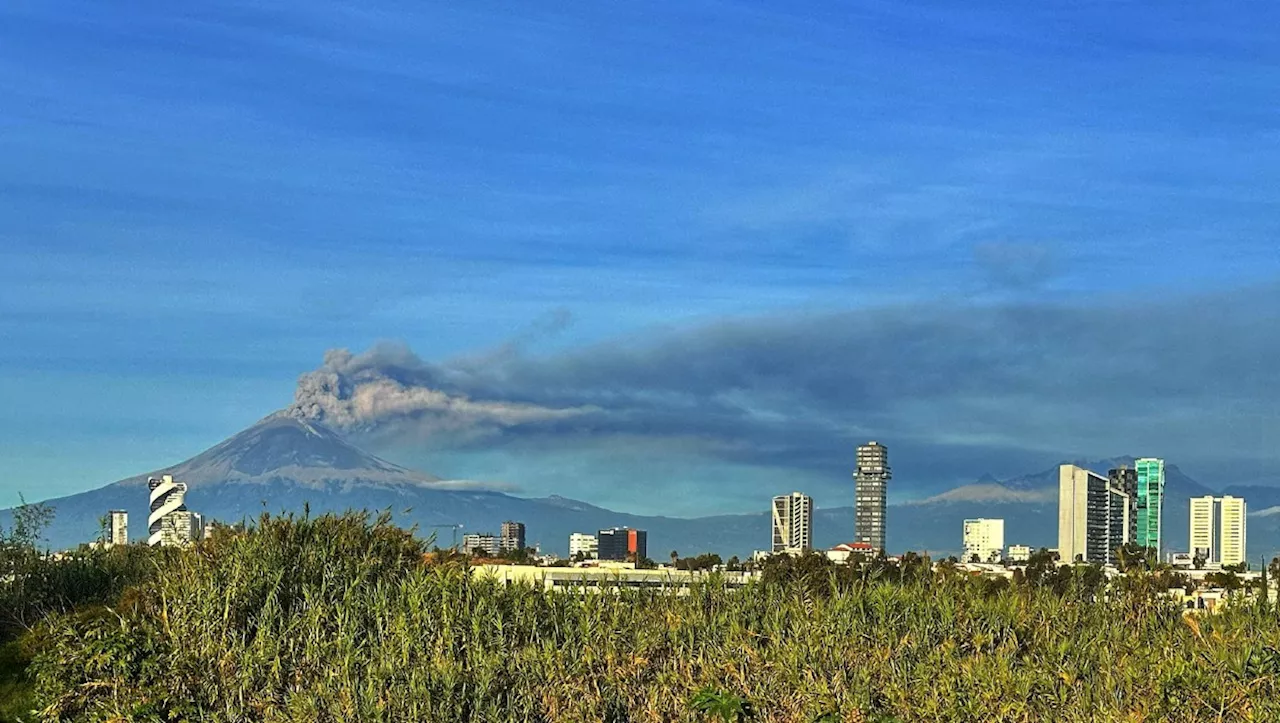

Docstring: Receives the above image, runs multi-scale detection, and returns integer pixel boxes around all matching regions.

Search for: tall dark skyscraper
[1108,465,1138,548]
[854,441,890,553]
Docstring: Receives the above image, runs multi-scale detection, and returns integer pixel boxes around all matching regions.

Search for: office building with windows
[1135,458,1166,552]
[1189,495,1247,567]
[569,533,599,559]
[598,527,647,562]
[1108,466,1138,546]
[771,492,813,553]
[148,475,193,547]
[500,521,526,551]
[109,509,128,546]
[462,533,502,557]
[854,441,891,553]
[1058,464,1132,565]
[963,518,1005,563]
[1007,544,1032,563]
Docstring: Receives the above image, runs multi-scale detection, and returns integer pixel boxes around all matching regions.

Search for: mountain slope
[111,414,445,490]
[4,418,1275,560]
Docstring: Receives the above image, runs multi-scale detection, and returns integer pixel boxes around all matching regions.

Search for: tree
[0,499,56,634]
[0,498,54,559]
[1116,543,1154,573]
[1205,571,1243,593]
[1259,557,1270,615]
[498,546,535,564]
[674,553,723,571]
[1271,557,1280,614]
[670,550,679,567]
[1022,548,1060,589]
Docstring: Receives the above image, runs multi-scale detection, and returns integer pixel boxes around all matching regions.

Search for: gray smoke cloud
[287,344,596,440]
[284,282,1280,499]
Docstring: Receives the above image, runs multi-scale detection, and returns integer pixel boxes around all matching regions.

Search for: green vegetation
[0,641,35,723]
[6,511,1280,721]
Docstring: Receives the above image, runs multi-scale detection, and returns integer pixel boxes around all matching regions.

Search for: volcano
[5,415,1268,559]
[8,414,765,554]
[111,413,445,491]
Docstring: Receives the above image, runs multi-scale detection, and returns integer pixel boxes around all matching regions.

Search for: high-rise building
[1058,464,1132,565]
[569,533,598,559]
[1189,496,1247,567]
[598,527,647,562]
[500,521,526,551]
[159,510,195,547]
[1135,458,1165,552]
[1220,497,1247,567]
[771,492,813,553]
[1189,496,1214,562]
[462,533,502,557]
[963,518,1005,563]
[109,509,128,546]
[1108,466,1138,547]
[148,475,191,547]
[854,441,890,553]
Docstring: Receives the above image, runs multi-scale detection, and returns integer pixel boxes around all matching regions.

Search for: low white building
[462,533,502,556]
[474,564,752,594]
[568,532,598,559]
[1007,544,1032,563]
[826,542,875,564]
[963,518,1005,563]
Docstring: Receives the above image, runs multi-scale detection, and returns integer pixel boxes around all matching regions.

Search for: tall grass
[25,512,1280,722]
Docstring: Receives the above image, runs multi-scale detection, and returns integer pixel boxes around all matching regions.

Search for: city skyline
[4,4,1280,515]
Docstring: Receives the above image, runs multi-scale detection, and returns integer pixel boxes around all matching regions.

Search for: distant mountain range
[6,414,1280,561]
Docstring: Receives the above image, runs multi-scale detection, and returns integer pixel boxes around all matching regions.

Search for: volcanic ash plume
[286,345,592,437]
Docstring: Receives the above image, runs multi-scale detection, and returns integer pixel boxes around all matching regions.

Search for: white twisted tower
[148,474,189,546]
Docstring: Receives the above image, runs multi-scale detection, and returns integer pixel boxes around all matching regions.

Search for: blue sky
[2,2,1279,514]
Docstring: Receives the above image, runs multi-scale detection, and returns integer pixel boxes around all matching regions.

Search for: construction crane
[427,524,463,550]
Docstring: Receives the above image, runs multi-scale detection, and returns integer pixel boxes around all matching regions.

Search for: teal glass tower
[1134,458,1165,552]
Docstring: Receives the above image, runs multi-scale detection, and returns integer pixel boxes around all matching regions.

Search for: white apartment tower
[1058,464,1131,565]
[771,492,813,553]
[854,442,891,553]
[109,509,128,546]
[568,533,599,559]
[963,518,1005,563]
[1189,496,1247,567]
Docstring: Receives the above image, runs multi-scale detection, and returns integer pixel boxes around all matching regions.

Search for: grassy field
[17,512,1280,722]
